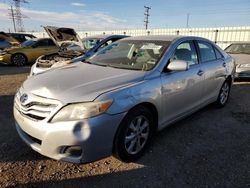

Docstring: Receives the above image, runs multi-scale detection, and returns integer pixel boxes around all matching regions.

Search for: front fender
[96,77,162,117]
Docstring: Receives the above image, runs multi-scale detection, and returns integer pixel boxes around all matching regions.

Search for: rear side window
[214,47,223,59]
[170,41,198,66]
[197,41,216,62]
[35,39,49,47]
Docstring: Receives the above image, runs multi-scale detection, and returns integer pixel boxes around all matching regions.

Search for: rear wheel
[11,53,27,66]
[114,106,154,162]
[216,80,231,107]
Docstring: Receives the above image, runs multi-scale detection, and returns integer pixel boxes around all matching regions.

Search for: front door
[160,40,204,124]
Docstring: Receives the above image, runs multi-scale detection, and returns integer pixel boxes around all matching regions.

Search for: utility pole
[8,0,29,32]
[10,5,16,32]
[144,6,151,30]
[186,13,190,28]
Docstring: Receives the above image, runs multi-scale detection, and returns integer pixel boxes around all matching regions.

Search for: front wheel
[216,80,231,107]
[114,106,154,162]
[11,54,27,66]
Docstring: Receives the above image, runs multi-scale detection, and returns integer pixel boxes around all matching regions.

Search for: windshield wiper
[107,64,142,71]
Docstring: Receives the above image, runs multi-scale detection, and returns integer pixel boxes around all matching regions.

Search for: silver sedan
[14,36,235,163]
[225,42,250,78]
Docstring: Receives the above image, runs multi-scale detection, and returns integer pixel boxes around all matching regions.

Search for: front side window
[198,41,216,62]
[170,41,198,66]
[88,40,170,71]
[21,39,36,47]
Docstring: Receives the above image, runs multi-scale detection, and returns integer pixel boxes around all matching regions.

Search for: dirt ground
[0,67,249,188]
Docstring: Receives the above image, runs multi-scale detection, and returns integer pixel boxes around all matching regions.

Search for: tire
[11,53,27,66]
[216,80,231,107]
[114,106,155,162]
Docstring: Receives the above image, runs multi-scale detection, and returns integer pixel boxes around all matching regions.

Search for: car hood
[23,62,145,103]
[44,26,84,50]
[0,32,20,46]
[229,53,250,65]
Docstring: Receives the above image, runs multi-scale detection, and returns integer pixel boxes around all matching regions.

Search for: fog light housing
[60,145,82,157]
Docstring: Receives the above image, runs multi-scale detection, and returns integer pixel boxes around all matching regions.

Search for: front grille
[15,91,60,121]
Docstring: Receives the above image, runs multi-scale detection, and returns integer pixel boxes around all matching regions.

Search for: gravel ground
[0,68,249,188]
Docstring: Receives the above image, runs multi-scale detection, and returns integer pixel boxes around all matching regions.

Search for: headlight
[51,100,113,122]
[239,64,250,68]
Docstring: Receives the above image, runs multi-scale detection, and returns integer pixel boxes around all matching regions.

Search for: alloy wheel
[124,115,150,155]
[12,54,26,66]
[220,82,229,105]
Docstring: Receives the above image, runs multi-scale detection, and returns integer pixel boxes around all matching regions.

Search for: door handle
[222,62,226,67]
[197,70,204,76]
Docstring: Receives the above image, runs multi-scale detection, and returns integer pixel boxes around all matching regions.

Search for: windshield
[21,39,36,47]
[82,38,102,50]
[87,40,169,71]
[225,44,250,54]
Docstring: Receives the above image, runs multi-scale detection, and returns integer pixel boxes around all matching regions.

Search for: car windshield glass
[21,39,36,47]
[225,44,250,54]
[87,40,169,71]
[82,38,102,50]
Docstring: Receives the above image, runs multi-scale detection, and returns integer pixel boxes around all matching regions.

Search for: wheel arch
[112,101,159,153]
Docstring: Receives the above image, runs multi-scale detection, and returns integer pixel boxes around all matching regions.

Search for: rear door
[195,40,227,103]
[160,40,204,123]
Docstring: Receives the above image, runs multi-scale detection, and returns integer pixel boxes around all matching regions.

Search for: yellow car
[0,38,59,66]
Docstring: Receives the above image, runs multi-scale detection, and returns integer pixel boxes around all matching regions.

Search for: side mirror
[167,60,189,71]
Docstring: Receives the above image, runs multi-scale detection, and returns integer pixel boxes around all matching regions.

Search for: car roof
[9,33,36,37]
[84,34,127,40]
[120,35,212,42]
[120,35,182,41]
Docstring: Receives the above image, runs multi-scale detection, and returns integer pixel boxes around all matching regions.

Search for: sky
[0,0,250,32]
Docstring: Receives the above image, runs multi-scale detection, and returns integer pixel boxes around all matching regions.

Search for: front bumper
[14,106,126,163]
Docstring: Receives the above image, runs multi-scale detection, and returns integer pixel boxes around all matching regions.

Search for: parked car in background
[0,38,58,66]
[0,32,20,50]
[225,42,250,78]
[30,33,128,75]
[8,33,37,43]
[14,36,234,164]
[79,34,129,60]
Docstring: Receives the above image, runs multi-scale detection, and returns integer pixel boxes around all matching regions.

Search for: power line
[144,6,151,30]
[8,0,29,32]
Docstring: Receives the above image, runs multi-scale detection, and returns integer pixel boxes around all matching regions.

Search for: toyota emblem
[20,93,28,104]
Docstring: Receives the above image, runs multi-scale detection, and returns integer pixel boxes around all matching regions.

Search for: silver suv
[14,36,235,163]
